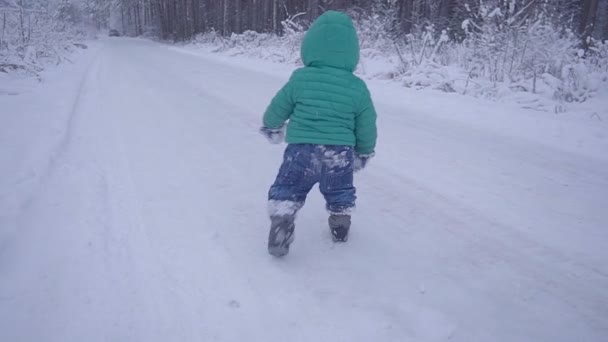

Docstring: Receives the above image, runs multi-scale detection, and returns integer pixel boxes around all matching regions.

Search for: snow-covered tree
[0,0,90,75]
[82,0,111,29]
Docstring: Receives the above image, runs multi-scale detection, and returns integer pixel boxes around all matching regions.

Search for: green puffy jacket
[262,11,377,154]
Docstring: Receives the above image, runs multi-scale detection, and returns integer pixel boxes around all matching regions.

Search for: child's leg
[267,144,318,256]
[319,146,356,241]
[268,144,318,216]
[319,146,356,214]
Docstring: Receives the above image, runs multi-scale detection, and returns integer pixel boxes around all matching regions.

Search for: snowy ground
[1,38,607,342]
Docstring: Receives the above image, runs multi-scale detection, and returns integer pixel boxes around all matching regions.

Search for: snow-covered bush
[0,0,87,78]
[187,3,608,110]
[192,12,307,65]
[390,1,608,107]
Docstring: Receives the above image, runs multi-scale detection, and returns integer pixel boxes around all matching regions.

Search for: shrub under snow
[188,7,607,112]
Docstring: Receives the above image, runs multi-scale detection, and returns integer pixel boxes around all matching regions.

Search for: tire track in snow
[92,42,294,340]
[0,48,104,257]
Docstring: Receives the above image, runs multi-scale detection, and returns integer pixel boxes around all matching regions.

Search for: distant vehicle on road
[109,29,120,37]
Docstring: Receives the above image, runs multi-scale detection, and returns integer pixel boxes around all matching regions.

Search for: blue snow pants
[268,144,356,216]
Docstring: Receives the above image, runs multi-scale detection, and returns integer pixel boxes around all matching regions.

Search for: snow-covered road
[1,38,607,342]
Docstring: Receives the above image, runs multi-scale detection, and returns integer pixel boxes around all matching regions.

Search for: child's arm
[354,87,378,155]
[263,80,296,129]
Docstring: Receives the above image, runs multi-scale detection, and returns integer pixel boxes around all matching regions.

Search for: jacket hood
[301,11,360,72]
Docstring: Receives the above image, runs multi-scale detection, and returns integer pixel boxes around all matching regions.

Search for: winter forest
[2,1,608,107]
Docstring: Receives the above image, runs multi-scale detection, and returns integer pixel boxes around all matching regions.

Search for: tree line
[106,0,608,45]
[2,1,606,47]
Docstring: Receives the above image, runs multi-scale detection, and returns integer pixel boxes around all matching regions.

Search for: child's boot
[268,215,295,257]
[329,215,351,242]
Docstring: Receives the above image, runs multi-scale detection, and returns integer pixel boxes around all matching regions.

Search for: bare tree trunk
[139,1,144,35]
[27,12,31,43]
[309,0,320,21]
[223,0,229,35]
[157,0,167,39]
[252,0,258,32]
[579,0,600,39]
[399,0,414,34]
[19,0,25,45]
[261,0,269,31]
[272,0,278,34]
[135,2,141,36]
[579,0,591,35]
[604,0,608,40]
[1,12,6,50]
[172,0,177,39]
[201,0,209,32]
[143,0,148,28]
[191,0,200,34]
[180,0,187,39]
[235,0,242,33]
[121,5,126,36]
[590,0,608,40]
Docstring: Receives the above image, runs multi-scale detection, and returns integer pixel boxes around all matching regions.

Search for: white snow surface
[1,38,607,342]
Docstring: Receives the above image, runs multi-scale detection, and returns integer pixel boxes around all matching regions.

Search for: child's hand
[354,152,375,172]
[259,126,285,144]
